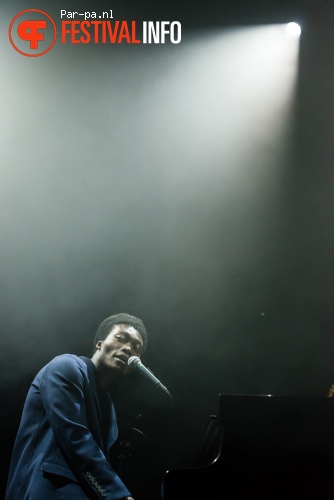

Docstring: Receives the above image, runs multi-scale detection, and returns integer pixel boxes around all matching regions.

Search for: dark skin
[91,323,144,500]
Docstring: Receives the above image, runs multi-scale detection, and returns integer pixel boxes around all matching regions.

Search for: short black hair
[93,313,148,354]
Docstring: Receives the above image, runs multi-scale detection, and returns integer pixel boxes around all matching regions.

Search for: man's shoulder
[30,355,100,400]
[42,354,91,379]
[48,353,83,366]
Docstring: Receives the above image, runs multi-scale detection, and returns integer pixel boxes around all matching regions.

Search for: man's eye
[115,335,125,342]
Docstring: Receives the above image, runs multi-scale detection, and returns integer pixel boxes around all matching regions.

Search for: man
[5,313,148,500]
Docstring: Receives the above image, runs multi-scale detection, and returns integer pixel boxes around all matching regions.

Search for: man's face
[95,323,144,375]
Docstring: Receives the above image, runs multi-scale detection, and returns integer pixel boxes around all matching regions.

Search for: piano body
[162,394,334,499]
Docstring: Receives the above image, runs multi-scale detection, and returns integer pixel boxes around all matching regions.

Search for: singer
[5,313,148,500]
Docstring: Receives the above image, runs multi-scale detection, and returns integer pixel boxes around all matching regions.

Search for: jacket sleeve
[40,355,132,500]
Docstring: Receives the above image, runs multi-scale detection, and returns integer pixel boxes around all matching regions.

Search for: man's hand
[124,497,134,500]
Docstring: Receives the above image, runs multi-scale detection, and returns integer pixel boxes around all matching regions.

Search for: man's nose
[122,343,133,355]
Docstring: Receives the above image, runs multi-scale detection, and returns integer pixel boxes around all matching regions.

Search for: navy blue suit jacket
[5,354,131,499]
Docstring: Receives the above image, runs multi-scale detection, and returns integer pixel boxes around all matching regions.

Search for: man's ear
[96,340,102,350]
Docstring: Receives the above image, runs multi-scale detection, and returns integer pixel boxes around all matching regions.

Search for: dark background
[1,1,334,498]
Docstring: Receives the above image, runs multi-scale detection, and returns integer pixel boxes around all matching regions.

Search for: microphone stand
[117,413,151,478]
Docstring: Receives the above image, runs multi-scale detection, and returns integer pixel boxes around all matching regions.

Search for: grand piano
[162,394,334,499]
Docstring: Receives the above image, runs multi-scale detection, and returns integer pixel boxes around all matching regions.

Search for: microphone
[128,356,170,396]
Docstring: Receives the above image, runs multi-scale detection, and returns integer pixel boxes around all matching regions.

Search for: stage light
[285,22,301,39]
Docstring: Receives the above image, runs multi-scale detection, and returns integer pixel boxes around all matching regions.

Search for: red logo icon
[9,9,57,57]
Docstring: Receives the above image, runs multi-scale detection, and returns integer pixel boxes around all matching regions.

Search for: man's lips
[114,355,128,365]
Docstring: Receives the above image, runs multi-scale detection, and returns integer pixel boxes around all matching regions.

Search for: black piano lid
[162,394,334,500]
[218,393,334,461]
